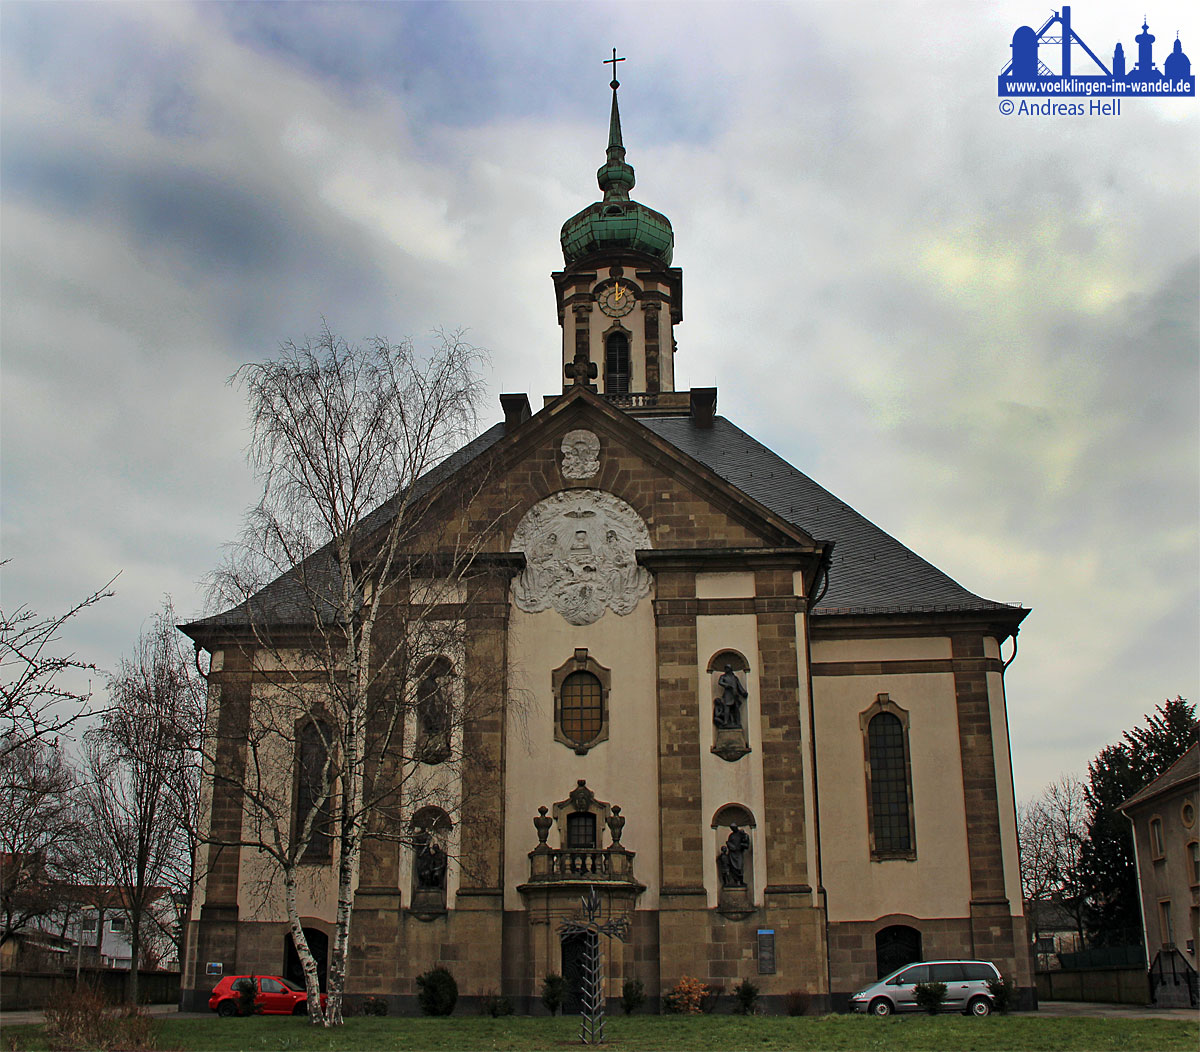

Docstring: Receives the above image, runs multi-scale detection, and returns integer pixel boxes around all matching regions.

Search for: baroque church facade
[181,77,1033,1013]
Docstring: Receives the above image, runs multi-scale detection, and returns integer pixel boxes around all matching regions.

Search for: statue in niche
[560,429,601,480]
[413,830,447,890]
[720,825,751,888]
[713,665,748,730]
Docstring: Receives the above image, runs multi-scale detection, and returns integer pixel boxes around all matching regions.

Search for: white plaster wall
[814,670,972,921]
[988,669,1024,915]
[235,680,338,923]
[696,613,766,908]
[810,636,952,662]
[696,571,755,599]
[504,595,660,911]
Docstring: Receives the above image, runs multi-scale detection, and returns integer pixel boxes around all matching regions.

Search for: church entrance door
[561,933,587,1014]
[284,927,328,991]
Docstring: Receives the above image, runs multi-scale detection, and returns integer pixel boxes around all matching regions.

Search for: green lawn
[5,1014,1198,1052]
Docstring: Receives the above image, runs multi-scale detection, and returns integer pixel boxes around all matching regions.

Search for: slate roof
[185,405,1022,638]
[641,415,1020,616]
[1119,743,1200,811]
[185,422,509,633]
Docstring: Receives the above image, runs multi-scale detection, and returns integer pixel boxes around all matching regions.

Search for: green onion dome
[560,82,674,266]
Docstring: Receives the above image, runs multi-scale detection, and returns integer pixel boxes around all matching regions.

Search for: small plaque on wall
[206,962,223,976]
[757,929,776,974]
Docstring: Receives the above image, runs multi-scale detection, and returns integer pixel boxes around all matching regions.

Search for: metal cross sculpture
[558,886,629,1045]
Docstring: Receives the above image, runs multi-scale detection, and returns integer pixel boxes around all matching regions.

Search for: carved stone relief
[510,490,652,625]
[560,429,601,480]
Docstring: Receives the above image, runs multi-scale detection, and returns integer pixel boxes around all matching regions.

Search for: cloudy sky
[2,0,1196,802]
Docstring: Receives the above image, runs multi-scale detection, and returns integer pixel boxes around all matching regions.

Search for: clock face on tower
[598,283,635,317]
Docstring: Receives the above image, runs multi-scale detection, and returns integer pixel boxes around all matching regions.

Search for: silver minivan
[848,959,1001,1016]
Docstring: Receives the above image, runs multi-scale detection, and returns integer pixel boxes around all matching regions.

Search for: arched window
[875,924,922,979]
[605,332,630,395]
[561,672,602,746]
[551,650,611,754]
[860,694,916,859]
[415,657,453,765]
[566,811,597,849]
[295,719,332,860]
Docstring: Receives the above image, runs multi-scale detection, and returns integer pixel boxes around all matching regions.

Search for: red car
[208,974,326,1016]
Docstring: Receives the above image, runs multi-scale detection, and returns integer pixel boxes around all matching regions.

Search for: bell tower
[554,52,683,405]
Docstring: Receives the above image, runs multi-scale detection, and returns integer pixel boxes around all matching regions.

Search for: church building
[181,71,1033,1013]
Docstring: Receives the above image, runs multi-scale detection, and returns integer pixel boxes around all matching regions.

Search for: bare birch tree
[205,325,502,1026]
[83,602,205,1003]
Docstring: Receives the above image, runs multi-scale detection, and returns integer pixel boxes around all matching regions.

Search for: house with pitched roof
[1120,743,1200,1007]
[180,73,1032,1013]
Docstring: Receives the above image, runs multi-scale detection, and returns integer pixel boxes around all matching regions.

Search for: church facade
[181,78,1033,1013]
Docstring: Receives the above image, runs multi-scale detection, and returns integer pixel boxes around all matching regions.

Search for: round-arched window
[560,671,603,746]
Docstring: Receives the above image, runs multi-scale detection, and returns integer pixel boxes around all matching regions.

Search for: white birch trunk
[284,862,325,1024]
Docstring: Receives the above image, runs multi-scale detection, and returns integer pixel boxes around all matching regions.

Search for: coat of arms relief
[560,429,601,480]
[510,490,652,626]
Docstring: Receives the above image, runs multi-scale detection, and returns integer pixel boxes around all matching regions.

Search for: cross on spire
[604,48,625,90]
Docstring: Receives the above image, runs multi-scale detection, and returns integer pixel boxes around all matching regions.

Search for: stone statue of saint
[723,825,751,887]
[415,836,447,889]
[717,844,735,887]
[713,665,748,730]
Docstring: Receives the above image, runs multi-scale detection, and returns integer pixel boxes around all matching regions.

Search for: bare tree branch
[0,568,117,759]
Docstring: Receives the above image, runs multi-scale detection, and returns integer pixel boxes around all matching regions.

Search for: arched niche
[408,806,452,918]
[707,651,752,763]
[711,804,757,916]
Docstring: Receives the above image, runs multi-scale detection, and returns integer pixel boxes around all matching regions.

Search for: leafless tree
[0,569,116,759]
[206,325,505,1025]
[82,601,205,1003]
[1018,775,1090,948]
[0,736,87,951]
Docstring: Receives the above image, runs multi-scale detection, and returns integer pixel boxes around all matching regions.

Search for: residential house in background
[1120,742,1200,1007]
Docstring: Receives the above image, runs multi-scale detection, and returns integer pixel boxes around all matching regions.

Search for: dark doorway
[561,933,588,1014]
[875,924,922,979]
[284,927,328,991]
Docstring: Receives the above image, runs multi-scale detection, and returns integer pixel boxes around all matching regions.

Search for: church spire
[597,49,635,202]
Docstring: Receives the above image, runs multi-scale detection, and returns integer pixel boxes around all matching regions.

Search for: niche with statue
[708,650,751,762]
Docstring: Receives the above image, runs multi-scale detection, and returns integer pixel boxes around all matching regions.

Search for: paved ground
[1,999,1195,1028]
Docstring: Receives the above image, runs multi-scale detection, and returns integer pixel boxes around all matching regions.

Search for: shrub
[235,975,261,1017]
[541,973,567,1016]
[360,995,389,1016]
[701,984,723,1014]
[44,986,155,1052]
[784,989,811,1017]
[416,966,458,1016]
[662,975,711,1015]
[480,992,514,1017]
[986,974,1015,1013]
[913,980,947,1014]
[621,977,645,1015]
[732,978,759,1015]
